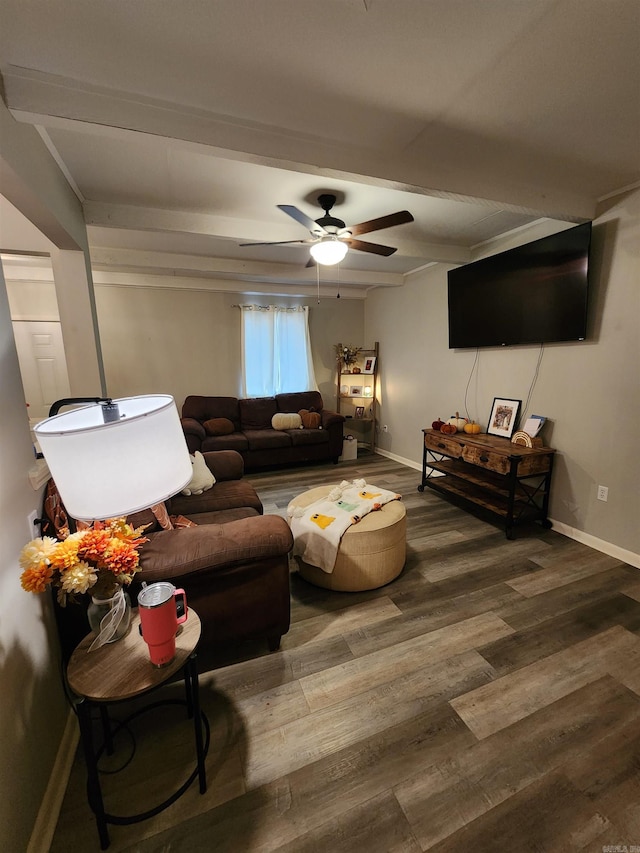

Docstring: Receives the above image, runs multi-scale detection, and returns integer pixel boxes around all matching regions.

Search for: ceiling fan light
[309,238,348,266]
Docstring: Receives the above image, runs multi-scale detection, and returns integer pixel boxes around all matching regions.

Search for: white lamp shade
[309,238,349,266]
[34,395,193,521]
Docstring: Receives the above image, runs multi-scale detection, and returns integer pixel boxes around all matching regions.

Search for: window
[240,305,317,397]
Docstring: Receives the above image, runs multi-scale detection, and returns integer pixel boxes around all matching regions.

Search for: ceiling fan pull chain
[316,262,320,304]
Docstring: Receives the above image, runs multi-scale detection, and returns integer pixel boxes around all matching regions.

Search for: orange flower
[20,517,145,602]
[49,536,82,571]
[77,529,111,564]
[21,563,54,593]
[102,539,140,575]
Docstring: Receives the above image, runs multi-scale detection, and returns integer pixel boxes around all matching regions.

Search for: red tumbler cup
[137,582,188,667]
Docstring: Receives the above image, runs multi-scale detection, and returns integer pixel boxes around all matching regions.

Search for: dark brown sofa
[47,451,293,662]
[181,390,345,470]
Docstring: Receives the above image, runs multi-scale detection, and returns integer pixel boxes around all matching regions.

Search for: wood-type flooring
[50,455,640,852]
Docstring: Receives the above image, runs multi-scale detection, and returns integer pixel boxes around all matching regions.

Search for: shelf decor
[335,341,379,456]
[334,344,362,369]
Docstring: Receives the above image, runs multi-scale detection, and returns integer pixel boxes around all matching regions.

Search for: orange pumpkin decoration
[440,422,457,435]
[463,421,482,434]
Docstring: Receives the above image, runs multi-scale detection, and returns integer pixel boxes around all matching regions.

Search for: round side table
[67,608,209,850]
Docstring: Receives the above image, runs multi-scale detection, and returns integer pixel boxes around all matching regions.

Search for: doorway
[2,253,71,423]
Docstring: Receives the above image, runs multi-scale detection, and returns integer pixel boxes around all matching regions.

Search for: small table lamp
[34,395,192,521]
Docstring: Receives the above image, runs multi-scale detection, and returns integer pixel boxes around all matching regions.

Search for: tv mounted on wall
[447,221,592,349]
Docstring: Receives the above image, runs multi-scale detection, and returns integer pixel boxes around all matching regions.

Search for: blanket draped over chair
[288,479,401,572]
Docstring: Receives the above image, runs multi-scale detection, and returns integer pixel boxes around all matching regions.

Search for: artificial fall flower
[60,560,98,595]
[19,536,59,571]
[48,536,83,571]
[77,529,111,564]
[104,518,147,544]
[19,517,146,604]
[20,563,55,593]
[102,539,140,576]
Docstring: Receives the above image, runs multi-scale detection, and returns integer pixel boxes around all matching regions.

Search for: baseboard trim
[375,450,640,570]
[27,707,79,853]
[374,447,422,471]
[548,519,640,569]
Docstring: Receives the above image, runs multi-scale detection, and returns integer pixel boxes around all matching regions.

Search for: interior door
[12,320,71,421]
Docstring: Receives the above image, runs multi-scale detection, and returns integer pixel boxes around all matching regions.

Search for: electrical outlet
[597,485,609,502]
[27,510,40,539]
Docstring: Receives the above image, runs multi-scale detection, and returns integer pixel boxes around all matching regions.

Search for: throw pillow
[181,451,216,495]
[150,502,174,530]
[271,412,302,430]
[299,409,322,429]
[171,515,198,528]
[203,417,235,436]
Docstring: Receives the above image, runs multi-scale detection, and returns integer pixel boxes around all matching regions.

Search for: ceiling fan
[239,193,414,265]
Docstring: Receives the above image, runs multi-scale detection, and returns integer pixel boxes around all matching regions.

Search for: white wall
[0,98,100,853]
[93,283,364,409]
[365,190,640,560]
[0,265,69,853]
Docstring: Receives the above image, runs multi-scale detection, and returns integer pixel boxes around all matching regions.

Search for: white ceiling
[1,0,638,295]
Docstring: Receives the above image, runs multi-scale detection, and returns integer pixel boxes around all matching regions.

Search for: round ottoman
[288,485,407,591]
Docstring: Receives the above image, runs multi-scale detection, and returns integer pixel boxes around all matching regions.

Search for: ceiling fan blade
[239,239,309,247]
[345,238,397,257]
[346,210,414,237]
[277,204,327,235]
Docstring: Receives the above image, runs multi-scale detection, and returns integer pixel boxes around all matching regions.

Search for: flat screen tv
[447,221,592,348]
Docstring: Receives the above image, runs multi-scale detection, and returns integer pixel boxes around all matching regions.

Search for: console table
[66,609,209,849]
[418,429,555,539]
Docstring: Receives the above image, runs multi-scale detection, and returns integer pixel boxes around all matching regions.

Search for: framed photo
[487,397,521,438]
[354,406,365,419]
[361,356,376,375]
[350,385,363,397]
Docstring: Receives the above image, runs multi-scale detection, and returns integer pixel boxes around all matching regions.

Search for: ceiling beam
[90,269,370,300]
[83,201,470,266]
[88,246,406,289]
[3,65,595,221]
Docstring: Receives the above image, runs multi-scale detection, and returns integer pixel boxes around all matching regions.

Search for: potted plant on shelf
[335,344,362,372]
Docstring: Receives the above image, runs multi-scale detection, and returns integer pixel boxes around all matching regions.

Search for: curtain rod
[231,304,308,311]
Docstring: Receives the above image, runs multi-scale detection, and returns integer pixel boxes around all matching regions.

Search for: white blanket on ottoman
[288,479,401,573]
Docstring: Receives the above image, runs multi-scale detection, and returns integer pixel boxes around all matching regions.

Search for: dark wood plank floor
[50,455,640,852]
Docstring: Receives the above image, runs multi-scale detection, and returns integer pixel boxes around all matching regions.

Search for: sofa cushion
[183,395,240,429]
[276,391,323,413]
[183,507,260,525]
[286,428,329,447]
[138,515,293,578]
[203,417,235,436]
[169,479,263,516]
[239,397,278,430]
[243,429,292,451]
[202,433,249,453]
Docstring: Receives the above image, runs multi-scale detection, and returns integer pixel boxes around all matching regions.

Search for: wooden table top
[67,609,201,703]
